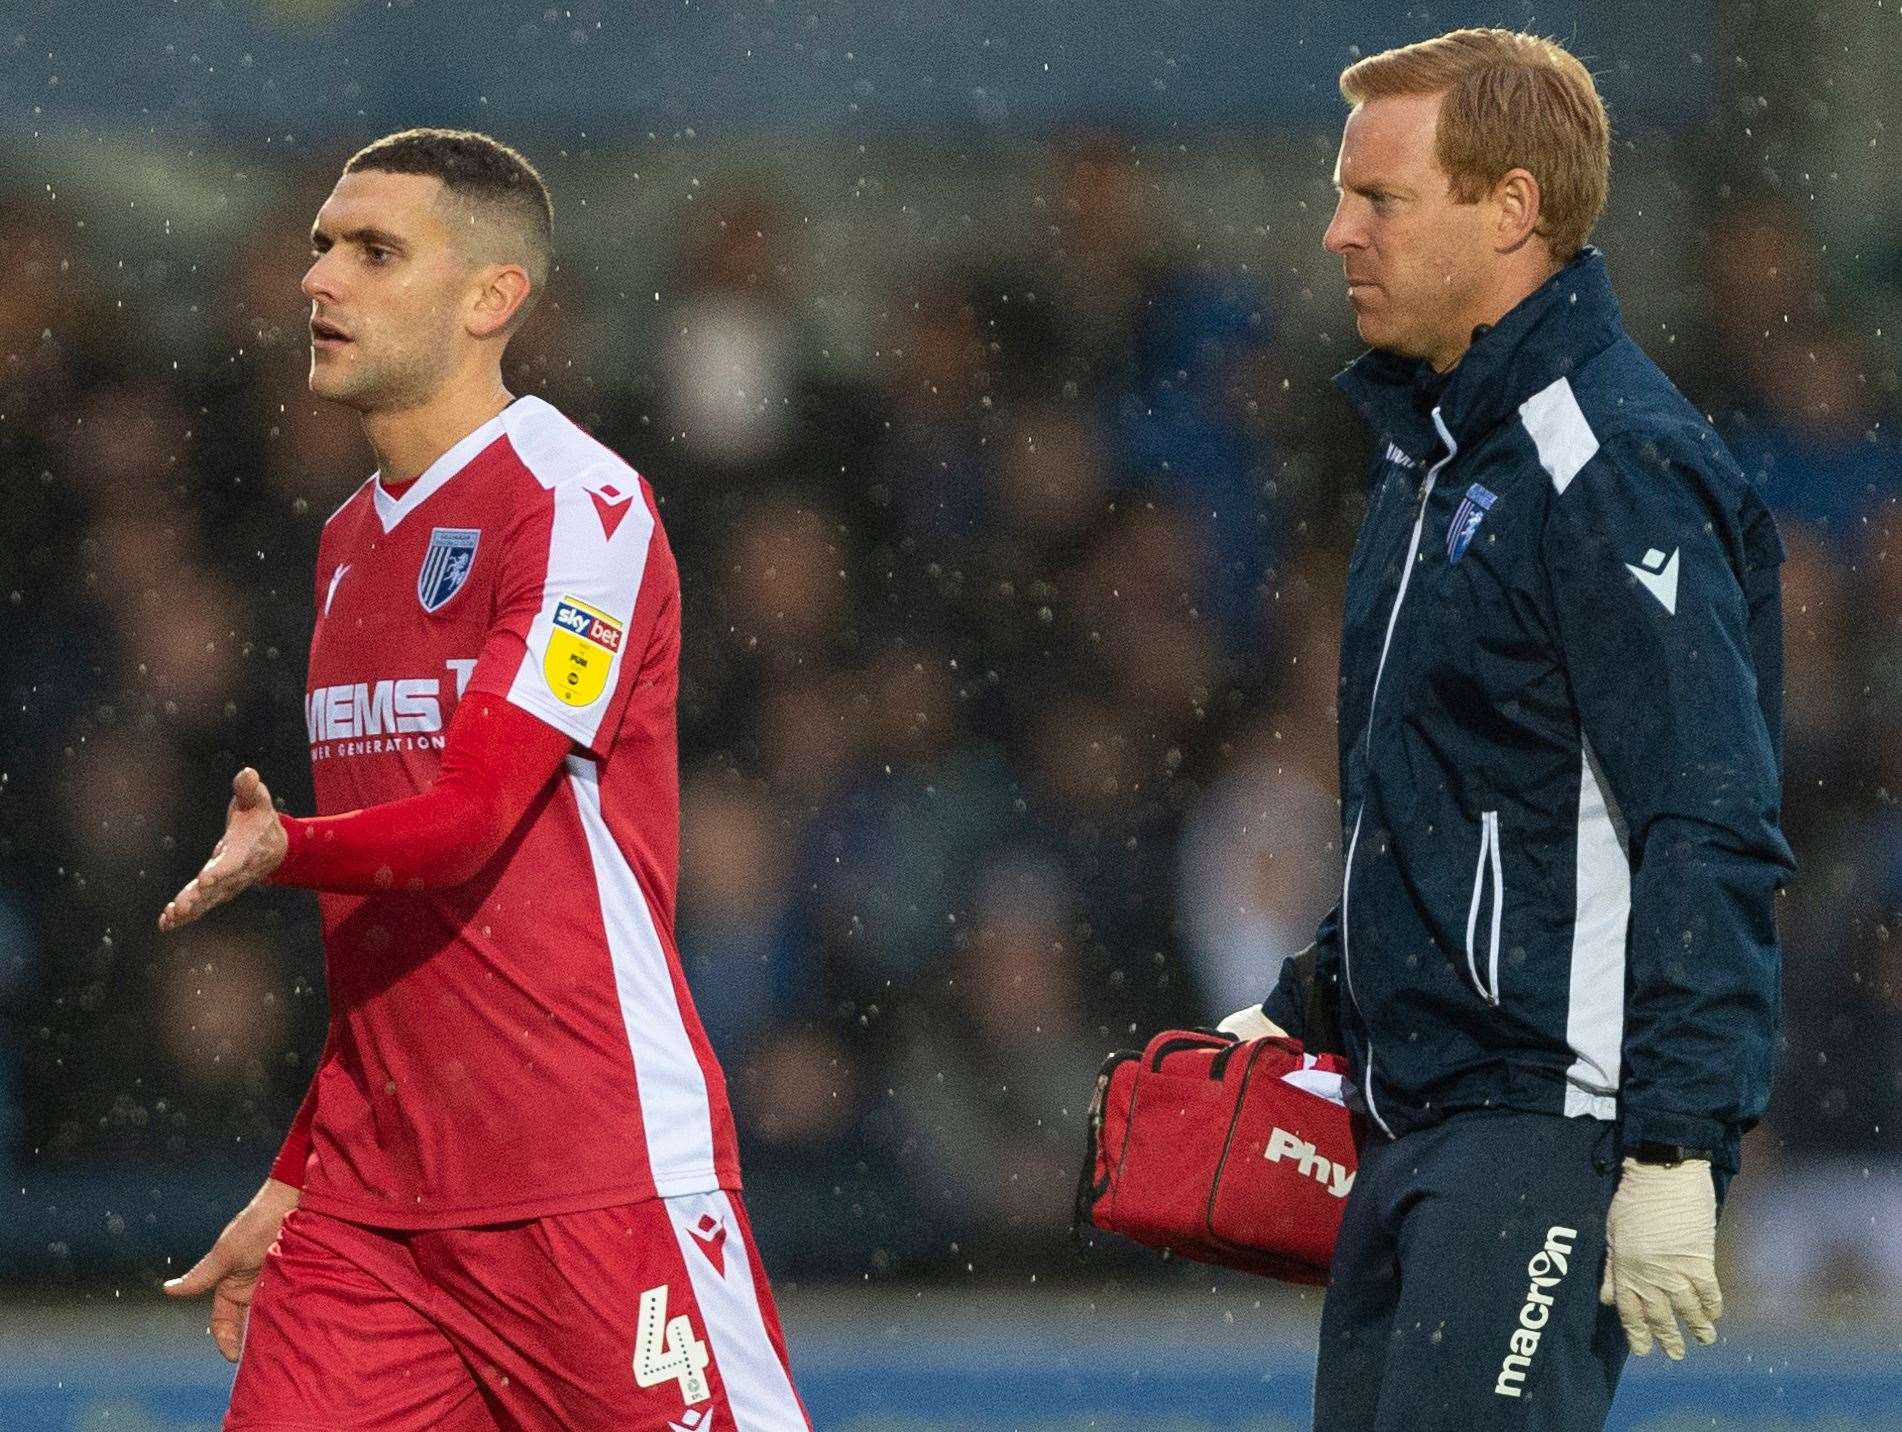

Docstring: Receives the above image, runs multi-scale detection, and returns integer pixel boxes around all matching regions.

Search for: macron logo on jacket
[1625,547,1680,614]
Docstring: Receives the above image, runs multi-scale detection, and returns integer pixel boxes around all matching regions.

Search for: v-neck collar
[369,400,523,534]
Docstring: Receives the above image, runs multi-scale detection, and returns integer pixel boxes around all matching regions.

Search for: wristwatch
[1626,1141,1709,1167]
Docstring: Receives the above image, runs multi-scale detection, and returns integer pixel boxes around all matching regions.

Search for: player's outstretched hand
[163,1176,301,1362]
[159,768,288,932]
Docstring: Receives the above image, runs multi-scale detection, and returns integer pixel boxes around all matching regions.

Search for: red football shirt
[289,395,740,1228]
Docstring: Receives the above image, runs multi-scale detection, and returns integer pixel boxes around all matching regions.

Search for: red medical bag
[1076,1029,1361,1284]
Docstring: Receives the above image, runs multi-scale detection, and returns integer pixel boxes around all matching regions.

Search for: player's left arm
[158,693,572,923]
[160,470,665,925]
[158,767,290,931]
[1541,427,1792,1359]
[464,466,672,758]
[1541,429,1793,1164]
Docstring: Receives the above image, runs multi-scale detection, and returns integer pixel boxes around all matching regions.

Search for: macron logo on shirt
[323,564,351,617]
[589,481,634,540]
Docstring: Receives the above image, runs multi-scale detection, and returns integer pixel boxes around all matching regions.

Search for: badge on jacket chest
[1447,484,1498,563]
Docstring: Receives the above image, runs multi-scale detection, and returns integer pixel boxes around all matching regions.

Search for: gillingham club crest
[1446,483,1498,563]
[418,527,482,613]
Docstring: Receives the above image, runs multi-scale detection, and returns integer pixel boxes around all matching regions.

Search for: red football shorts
[226,1190,810,1431]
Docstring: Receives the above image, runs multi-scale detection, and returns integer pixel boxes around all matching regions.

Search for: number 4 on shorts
[634,1283,712,1405]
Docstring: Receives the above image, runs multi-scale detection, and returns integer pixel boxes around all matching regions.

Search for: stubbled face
[1322,92,1497,371]
[301,170,472,413]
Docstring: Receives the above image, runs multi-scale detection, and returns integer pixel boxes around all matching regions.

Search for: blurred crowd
[0,138,1898,1308]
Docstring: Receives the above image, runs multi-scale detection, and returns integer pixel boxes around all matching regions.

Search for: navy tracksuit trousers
[1313,1110,1630,1431]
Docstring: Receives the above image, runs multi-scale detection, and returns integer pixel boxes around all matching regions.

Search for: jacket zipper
[1341,407,1459,1140]
[1464,809,1503,1006]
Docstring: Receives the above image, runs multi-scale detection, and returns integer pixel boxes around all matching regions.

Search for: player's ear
[1492,167,1542,255]
[469,263,533,340]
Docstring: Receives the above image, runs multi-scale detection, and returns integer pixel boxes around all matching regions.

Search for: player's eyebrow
[310,223,410,253]
[1332,175,1410,198]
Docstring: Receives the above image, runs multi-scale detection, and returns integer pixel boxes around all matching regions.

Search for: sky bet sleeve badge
[418,527,482,613]
[544,596,626,707]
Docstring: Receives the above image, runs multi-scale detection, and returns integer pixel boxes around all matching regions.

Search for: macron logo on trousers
[1495,1225,1580,1398]
[1263,1127,1355,1198]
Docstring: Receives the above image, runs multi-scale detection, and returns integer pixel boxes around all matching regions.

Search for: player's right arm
[266,1028,329,1189]
[1221,905,1345,1052]
[162,1174,301,1361]
[161,1027,332,1360]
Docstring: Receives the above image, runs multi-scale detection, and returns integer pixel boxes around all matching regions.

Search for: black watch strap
[1627,1141,1708,1167]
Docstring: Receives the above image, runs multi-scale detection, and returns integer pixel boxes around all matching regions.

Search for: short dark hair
[345,128,554,319]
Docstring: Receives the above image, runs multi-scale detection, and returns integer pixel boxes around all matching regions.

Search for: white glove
[1216,1005,1287,1041]
[1598,1157,1722,1359]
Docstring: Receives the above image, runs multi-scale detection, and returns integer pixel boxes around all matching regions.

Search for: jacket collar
[1333,247,1625,460]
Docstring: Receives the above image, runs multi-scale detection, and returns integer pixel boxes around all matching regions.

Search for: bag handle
[1145,1028,1233,1072]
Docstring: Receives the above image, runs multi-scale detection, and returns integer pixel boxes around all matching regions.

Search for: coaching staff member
[1219,29,1792,1431]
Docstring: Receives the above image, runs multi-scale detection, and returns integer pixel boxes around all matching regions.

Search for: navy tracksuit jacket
[1262,249,1793,1430]
[1263,247,1794,1175]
